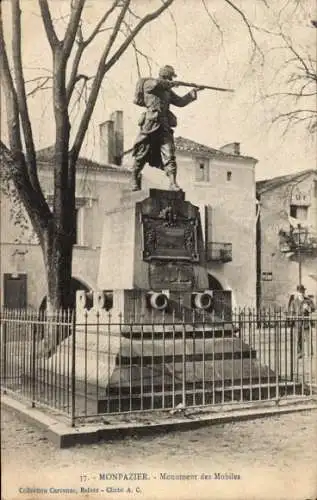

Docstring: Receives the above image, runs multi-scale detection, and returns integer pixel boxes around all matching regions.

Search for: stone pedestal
[64,189,292,412]
[97,188,209,320]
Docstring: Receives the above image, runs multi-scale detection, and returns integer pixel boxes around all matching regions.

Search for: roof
[174,136,256,161]
[174,137,218,155]
[256,169,316,195]
[36,146,131,173]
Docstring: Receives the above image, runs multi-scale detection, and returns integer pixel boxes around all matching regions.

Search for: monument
[70,66,301,413]
[74,187,279,413]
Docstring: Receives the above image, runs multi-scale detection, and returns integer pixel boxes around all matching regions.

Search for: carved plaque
[142,203,199,262]
[149,262,194,291]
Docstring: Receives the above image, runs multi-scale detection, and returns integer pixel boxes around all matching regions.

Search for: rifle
[172,80,234,93]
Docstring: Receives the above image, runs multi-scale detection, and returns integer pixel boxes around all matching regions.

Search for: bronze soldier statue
[131,65,201,191]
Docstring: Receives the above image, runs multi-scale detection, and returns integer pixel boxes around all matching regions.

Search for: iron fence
[1,308,316,425]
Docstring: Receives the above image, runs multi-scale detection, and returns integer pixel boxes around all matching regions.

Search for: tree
[259,3,316,135]
[1,0,177,311]
[270,33,316,134]
[0,0,270,311]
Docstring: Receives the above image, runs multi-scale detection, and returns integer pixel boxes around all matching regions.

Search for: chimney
[110,110,124,165]
[99,120,115,164]
[220,142,240,155]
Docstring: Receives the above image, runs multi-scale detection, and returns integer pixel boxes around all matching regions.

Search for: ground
[1,405,317,500]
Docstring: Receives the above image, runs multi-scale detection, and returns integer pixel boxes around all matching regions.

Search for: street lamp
[293,223,308,286]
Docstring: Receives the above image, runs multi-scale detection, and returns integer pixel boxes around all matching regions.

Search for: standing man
[131,65,200,191]
[288,284,315,357]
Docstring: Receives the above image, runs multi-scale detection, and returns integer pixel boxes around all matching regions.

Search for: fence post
[290,324,294,382]
[182,309,186,407]
[71,310,76,427]
[315,315,317,390]
[31,311,36,408]
[2,310,7,393]
[275,311,280,403]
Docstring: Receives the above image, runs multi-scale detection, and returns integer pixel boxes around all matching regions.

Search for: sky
[1,0,316,180]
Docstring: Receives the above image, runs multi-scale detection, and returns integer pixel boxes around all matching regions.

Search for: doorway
[3,273,27,309]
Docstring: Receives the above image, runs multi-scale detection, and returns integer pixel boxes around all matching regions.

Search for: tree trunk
[43,225,73,311]
[42,222,73,354]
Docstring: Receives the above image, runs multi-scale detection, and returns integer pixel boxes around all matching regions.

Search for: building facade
[1,111,258,310]
[256,169,317,309]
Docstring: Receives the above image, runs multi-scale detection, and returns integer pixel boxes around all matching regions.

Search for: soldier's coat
[133,78,196,169]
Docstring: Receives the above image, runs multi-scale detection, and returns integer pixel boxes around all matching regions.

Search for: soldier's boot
[166,171,181,191]
[131,168,142,191]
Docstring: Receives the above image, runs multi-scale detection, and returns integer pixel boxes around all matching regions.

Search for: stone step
[117,336,256,361]
[16,371,306,417]
[119,324,239,339]
[97,382,306,413]
[105,359,274,389]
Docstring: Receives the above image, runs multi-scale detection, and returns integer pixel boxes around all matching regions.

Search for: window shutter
[83,205,94,247]
[204,205,213,243]
[195,159,209,182]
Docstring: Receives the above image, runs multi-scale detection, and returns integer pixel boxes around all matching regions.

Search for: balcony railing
[279,228,317,254]
[206,242,232,262]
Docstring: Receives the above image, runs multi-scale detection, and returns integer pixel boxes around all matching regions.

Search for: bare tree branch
[121,21,153,75]
[0,11,49,229]
[70,0,132,163]
[272,109,317,134]
[38,0,59,48]
[25,75,53,96]
[265,91,316,98]
[66,28,85,102]
[280,32,311,76]
[66,1,119,103]
[23,66,53,74]
[258,5,317,137]
[62,0,85,62]
[132,39,141,77]
[28,86,52,97]
[223,0,262,60]
[127,5,142,21]
[201,0,224,41]
[104,0,175,73]
[164,0,181,52]
[0,14,22,157]
[0,24,51,236]
[84,0,119,45]
[11,0,40,192]
[272,109,317,118]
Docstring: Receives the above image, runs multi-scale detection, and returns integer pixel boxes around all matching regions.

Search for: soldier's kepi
[131,65,201,191]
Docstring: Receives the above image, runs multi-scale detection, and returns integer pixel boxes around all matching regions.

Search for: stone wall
[259,174,317,308]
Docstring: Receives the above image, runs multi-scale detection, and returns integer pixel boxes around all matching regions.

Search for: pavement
[1,398,317,500]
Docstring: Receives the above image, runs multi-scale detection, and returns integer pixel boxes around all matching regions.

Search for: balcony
[279,227,317,254]
[206,242,232,262]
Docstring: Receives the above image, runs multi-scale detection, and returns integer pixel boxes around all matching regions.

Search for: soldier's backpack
[133,78,147,107]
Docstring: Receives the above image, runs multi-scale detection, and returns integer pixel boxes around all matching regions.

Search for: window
[227,171,232,181]
[195,160,209,182]
[75,207,84,245]
[45,194,90,246]
[290,205,308,220]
